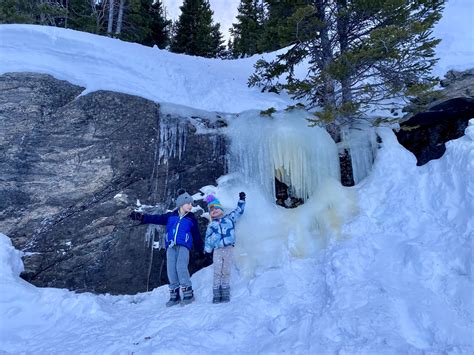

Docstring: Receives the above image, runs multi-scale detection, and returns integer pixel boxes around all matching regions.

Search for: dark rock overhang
[396,96,474,165]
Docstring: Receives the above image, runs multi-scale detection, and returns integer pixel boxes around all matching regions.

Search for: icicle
[227,109,340,202]
[341,120,378,184]
[158,114,188,164]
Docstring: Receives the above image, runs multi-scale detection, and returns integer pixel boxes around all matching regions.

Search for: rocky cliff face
[0,72,226,294]
[396,69,474,165]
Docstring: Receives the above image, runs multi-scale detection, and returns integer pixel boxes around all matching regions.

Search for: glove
[239,192,246,201]
[129,211,143,222]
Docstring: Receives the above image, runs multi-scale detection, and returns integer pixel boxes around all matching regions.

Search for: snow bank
[1,0,472,116]
[433,0,474,75]
[0,234,110,351]
[0,24,291,114]
[0,233,23,283]
[1,122,473,353]
[328,123,474,352]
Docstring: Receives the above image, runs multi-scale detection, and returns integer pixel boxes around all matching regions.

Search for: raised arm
[227,192,246,223]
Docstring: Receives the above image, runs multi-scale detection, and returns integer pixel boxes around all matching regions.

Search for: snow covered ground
[0,0,473,353]
[1,122,473,353]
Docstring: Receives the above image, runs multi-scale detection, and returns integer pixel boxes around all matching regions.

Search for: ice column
[341,121,378,184]
[158,113,188,164]
[227,109,340,201]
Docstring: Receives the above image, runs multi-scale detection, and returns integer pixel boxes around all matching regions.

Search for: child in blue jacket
[130,189,203,307]
[204,192,245,303]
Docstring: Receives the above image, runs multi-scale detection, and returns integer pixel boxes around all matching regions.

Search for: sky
[162,0,240,41]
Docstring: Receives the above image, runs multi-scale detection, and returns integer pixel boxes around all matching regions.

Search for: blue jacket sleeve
[227,200,245,223]
[142,212,171,225]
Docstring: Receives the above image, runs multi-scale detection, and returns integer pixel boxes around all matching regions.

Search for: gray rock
[396,69,474,165]
[0,73,225,294]
[440,68,474,97]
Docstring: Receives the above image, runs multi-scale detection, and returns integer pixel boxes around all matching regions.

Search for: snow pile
[432,0,474,75]
[0,234,110,351]
[0,24,291,114]
[322,125,473,352]
[1,122,472,353]
[0,233,23,283]
[0,0,472,115]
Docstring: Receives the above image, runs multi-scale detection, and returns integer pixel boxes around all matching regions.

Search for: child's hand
[239,192,246,201]
[129,211,143,222]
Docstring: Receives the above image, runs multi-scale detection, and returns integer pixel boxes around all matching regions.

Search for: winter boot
[166,287,181,307]
[221,286,230,303]
[212,287,221,304]
[180,286,194,305]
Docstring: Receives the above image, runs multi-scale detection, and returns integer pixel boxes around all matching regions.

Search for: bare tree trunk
[337,0,352,105]
[107,0,115,36]
[115,0,126,35]
[314,0,336,108]
[90,0,106,33]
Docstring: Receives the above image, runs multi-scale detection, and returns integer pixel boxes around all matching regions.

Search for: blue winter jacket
[142,211,203,251]
[204,200,245,253]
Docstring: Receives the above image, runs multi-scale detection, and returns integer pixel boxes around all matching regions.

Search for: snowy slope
[0,0,473,114]
[1,0,473,353]
[0,24,290,114]
[432,0,474,75]
[1,121,473,354]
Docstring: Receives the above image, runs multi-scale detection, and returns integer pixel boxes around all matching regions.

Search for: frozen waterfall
[341,121,378,184]
[227,109,341,202]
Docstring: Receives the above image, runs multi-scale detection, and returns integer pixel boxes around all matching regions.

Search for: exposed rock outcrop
[396,69,474,165]
[0,73,226,294]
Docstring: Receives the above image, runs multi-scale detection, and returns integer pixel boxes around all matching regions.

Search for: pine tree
[0,0,34,24]
[230,0,264,58]
[249,0,445,125]
[145,0,171,48]
[211,23,226,57]
[258,0,307,52]
[0,0,67,26]
[170,0,224,58]
[68,0,106,34]
[220,38,234,59]
[114,0,153,44]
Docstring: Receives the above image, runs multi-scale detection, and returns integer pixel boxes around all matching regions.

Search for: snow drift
[1,120,472,353]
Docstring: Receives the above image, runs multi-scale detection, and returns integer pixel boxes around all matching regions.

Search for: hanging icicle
[341,120,378,184]
[227,109,341,202]
[158,113,188,164]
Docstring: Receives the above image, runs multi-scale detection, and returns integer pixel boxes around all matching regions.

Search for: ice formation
[217,110,357,277]
[340,120,378,184]
[226,109,341,202]
[158,113,188,164]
